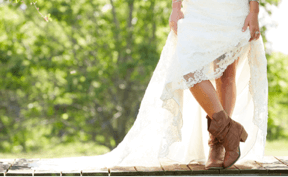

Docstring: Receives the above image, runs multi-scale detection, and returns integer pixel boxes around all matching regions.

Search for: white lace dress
[28,0,268,170]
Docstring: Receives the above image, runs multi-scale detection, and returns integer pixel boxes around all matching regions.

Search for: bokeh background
[0,0,287,159]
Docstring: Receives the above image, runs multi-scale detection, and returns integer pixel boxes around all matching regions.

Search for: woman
[29,0,268,171]
[168,0,264,169]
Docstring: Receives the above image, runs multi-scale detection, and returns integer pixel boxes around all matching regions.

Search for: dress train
[28,0,268,170]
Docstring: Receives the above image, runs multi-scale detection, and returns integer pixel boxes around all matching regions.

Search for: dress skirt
[28,0,268,170]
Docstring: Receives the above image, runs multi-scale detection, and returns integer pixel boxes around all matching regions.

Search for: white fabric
[28,0,268,171]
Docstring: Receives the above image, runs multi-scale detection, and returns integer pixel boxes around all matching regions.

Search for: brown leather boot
[208,110,248,169]
[205,115,225,170]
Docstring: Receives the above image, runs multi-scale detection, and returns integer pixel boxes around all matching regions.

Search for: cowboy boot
[205,115,225,170]
[208,110,248,169]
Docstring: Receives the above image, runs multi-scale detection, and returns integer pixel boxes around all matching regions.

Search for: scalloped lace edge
[159,37,268,160]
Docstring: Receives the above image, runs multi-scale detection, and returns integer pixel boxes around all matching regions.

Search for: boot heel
[240,128,248,142]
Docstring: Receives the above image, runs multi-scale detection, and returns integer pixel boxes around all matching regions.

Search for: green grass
[0,142,110,159]
[264,138,288,156]
[0,139,287,159]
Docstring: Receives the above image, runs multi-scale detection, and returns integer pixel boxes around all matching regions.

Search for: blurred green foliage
[267,52,288,140]
[0,0,285,154]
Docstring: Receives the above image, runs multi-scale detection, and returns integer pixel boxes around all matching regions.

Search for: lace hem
[159,35,268,160]
[247,38,268,161]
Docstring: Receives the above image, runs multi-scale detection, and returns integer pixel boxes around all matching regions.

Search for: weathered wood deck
[1,156,288,176]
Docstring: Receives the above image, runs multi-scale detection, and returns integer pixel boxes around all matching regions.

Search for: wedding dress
[28,0,268,171]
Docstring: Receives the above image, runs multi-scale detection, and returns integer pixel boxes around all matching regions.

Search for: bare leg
[215,58,238,117]
[189,80,224,119]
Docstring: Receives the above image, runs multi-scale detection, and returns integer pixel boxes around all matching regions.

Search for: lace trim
[183,42,250,88]
[159,35,268,160]
[159,38,249,157]
[247,39,268,161]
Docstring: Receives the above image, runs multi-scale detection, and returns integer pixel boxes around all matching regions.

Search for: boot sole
[206,166,224,170]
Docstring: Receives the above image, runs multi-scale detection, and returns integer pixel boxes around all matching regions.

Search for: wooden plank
[2,156,287,176]
[0,159,15,175]
[234,160,267,174]
[134,166,163,172]
[188,160,204,165]
[34,170,60,176]
[161,164,192,175]
[161,164,190,171]
[32,159,61,176]
[134,166,164,175]
[275,156,288,166]
[61,170,81,176]
[6,158,39,176]
[82,167,108,176]
[257,156,288,174]
[187,164,219,174]
[109,166,136,176]
[219,165,240,174]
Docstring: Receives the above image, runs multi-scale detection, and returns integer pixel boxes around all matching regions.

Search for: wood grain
[219,165,240,174]
[257,156,288,174]
[109,166,136,176]
[134,166,164,175]
[0,159,15,174]
[161,164,192,175]
[61,170,81,176]
[275,156,288,166]
[1,156,288,175]
[187,164,219,174]
[34,171,61,176]
[82,167,108,176]
[6,158,39,176]
[234,160,267,174]
[32,159,61,176]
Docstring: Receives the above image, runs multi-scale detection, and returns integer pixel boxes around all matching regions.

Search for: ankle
[209,109,226,121]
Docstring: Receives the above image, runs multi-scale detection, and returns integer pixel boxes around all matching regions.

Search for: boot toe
[223,147,241,168]
[205,144,225,170]
[205,159,224,169]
